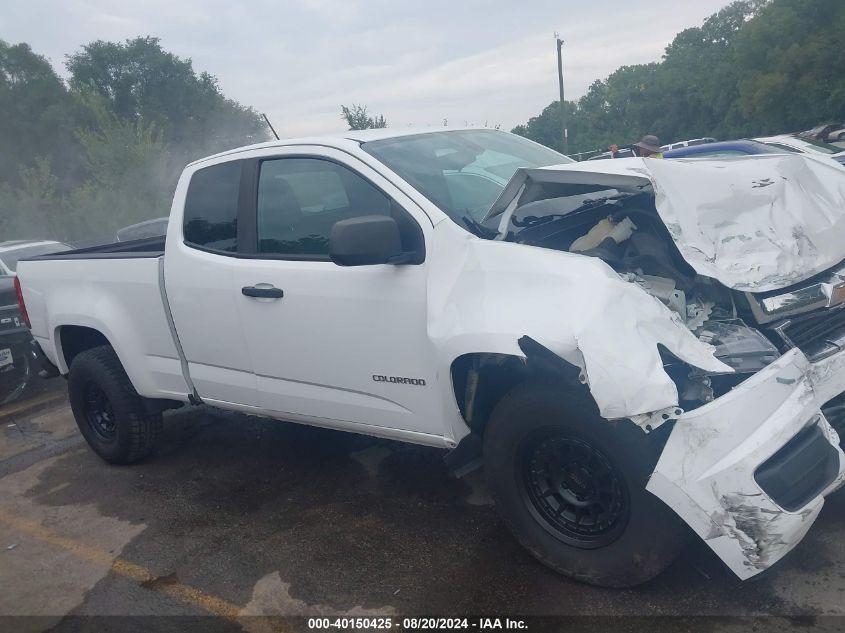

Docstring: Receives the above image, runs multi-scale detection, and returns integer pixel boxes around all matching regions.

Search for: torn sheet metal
[427,221,731,422]
[647,347,845,579]
[487,155,845,293]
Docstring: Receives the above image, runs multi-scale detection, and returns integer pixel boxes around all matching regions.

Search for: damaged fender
[647,347,845,579]
[427,220,730,426]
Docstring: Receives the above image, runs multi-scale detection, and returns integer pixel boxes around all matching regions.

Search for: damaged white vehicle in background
[15,129,845,587]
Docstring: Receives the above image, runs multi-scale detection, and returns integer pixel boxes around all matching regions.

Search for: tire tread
[68,345,162,464]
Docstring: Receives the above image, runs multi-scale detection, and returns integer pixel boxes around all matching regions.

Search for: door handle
[242,286,284,299]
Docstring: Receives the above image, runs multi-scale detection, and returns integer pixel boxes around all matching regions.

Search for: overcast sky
[3,0,732,138]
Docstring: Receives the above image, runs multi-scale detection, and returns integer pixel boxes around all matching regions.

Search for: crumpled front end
[647,347,845,579]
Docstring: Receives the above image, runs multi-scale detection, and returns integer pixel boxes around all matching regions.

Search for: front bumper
[646,347,845,580]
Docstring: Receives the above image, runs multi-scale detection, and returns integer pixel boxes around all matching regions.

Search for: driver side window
[257,158,392,257]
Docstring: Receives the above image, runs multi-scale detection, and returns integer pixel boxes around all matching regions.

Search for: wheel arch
[57,325,112,372]
[449,336,591,438]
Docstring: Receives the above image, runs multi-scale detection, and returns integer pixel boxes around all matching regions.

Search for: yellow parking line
[0,392,67,420]
[0,509,282,630]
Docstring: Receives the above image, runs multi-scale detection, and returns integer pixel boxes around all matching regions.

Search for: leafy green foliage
[341,104,387,130]
[512,0,844,156]
[0,36,268,242]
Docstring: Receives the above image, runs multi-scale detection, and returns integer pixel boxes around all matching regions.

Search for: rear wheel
[68,345,162,464]
[484,381,687,587]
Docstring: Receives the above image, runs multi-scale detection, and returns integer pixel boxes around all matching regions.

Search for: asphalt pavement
[3,380,845,633]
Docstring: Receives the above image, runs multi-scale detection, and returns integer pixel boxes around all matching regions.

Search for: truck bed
[16,249,190,401]
[24,236,166,261]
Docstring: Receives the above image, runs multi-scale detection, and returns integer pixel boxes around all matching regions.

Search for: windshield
[362,130,569,224]
[762,142,801,153]
[0,242,70,272]
[787,136,842,154]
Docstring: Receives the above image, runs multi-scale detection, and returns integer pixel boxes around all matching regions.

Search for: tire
[483,381,687,587]
[68,345,162,464]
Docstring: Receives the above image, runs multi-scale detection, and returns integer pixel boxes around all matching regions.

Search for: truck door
[230,147,443,441]
[163,159,257,406]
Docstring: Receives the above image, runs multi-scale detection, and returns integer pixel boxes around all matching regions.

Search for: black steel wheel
[83,382,117,442]
[520,431,629,548]
[484,380,688,587]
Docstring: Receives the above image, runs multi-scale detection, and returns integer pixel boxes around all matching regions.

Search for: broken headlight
[697,320,780,374]
[680,320,781,404]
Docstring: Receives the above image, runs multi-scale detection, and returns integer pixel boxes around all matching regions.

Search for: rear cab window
[183,161,242,252]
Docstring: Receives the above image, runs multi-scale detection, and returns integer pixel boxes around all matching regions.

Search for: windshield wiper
[461,215,498,239]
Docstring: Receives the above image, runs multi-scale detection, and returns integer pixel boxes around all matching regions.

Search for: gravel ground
[2,381,845,633]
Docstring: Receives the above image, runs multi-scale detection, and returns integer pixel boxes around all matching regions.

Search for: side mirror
[329,215,405,266]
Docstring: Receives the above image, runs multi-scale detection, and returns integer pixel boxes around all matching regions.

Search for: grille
[779,305,845,360]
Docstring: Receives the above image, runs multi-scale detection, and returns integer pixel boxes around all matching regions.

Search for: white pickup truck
[15,128,845,587]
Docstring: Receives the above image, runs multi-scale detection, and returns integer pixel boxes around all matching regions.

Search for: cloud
[1,0,732,136]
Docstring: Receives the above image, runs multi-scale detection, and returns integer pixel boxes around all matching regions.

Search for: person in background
[609,135,664,159]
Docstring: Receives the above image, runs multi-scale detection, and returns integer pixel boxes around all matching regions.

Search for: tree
[735,0,845,133]
[66,95,175,240]
[341,104,387,130]
[0,36,271,242]
[66,37,267,161]
[513,0,845,156]
[0,157,63,240]
[0,40,81,192]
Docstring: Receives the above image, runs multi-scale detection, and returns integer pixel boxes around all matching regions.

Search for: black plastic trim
[754,423,840,511]
[181,240,331,261]
[22,236,165,262]
[23,251,164,262]
[444,432,483,477]
[241,286,284,298]
[29,339,60,378]
[237,159,258,254]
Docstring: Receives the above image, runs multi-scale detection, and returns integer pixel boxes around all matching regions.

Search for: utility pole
[555,33,568,156]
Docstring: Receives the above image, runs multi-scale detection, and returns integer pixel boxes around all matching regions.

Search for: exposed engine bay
[500,188,794,410]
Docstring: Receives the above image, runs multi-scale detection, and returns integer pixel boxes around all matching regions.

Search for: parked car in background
[660,137,716,151]
[755,134,845,166]
[800,123,845,143]
[0,241,70,402]
[0,240,72,276]
[0,276,34,403]
[663,139,784,159]
[116,217,169,242]
[826,126,845,143]
[588,147,634,160]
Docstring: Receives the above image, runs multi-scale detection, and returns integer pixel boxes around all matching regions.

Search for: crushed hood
[486,155,845,293]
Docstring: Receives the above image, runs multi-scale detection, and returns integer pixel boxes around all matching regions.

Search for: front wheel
[68,345,162,464]
[483,382,687,587]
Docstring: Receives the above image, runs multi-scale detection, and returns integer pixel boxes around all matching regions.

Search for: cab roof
[187,127,510,167]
